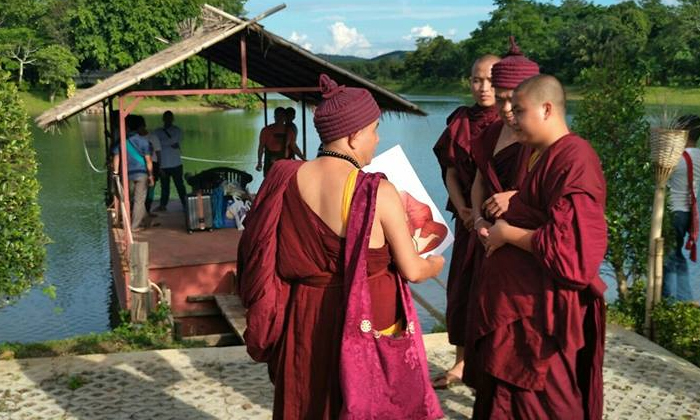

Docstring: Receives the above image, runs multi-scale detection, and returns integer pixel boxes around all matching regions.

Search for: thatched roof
[36,5,425,130]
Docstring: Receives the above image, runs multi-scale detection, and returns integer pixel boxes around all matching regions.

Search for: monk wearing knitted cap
[237,74,444,419]
[431,54,500,389]
[467,70,607,419]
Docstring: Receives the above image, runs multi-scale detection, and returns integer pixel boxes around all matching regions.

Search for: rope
[411,288,447,325]
[181,155,256,165]
[431,276,447,290]
[83,139,108,173]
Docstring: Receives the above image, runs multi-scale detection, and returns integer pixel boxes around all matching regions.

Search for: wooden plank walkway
[214,294,247,343]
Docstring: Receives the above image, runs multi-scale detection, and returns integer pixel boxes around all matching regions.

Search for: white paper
[364,145,454,257]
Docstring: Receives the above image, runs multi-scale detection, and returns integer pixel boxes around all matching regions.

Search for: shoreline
[22,86,700,118]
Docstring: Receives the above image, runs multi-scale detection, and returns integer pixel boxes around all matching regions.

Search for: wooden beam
[214,294,247,342]
[172,308,221,318]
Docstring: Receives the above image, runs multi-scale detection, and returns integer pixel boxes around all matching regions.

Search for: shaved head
[515,74,566,115]
[471,54,500,76]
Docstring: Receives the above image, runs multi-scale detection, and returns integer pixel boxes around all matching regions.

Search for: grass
[18,90,219,117]
[0,305,206,360]
[0,330,206,360]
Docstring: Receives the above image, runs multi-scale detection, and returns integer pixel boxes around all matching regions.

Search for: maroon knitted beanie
[313,74,381,143]
[491,37,540,89]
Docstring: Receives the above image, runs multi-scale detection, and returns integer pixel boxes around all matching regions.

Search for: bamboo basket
[650,128,688,183]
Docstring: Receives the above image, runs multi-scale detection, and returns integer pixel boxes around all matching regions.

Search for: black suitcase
[186,191,213,233]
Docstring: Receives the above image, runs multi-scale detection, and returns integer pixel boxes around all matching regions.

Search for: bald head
[515,74,566,115]
[471,54,500,76]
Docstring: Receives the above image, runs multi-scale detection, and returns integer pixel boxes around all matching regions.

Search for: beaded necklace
[318,149,362,169]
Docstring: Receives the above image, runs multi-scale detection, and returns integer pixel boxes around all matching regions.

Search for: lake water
[2,96,700,344]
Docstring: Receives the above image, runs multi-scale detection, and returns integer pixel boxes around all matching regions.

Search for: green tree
[0,72,47,305]
[0,28,40,85]
[34,45,78,102]
[66,0,246,72]
[404,36,461,83]
[573,65,651,300]
[460,0,563,75]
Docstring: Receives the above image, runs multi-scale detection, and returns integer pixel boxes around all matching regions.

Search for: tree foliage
[572,65,651,299]
[35,45,79,102]
[0,72,47,306]
[344,0,700,89]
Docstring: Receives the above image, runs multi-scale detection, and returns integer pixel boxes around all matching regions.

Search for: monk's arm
[256,132,265,170]
[378,180,444,282]
[531,194,607,289]
[470,170,492,231]
[444,167,470,225]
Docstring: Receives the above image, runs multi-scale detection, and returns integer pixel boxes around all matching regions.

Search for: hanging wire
[83,138,108,173]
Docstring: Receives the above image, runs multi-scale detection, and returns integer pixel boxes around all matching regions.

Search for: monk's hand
[482,190,517,219]
[474,217,492,247]
[457,207,472,229]
[255,163,262,172]
[484,219,509,257]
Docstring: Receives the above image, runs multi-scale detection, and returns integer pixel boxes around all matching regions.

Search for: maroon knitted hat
[491,37,540,89]
[313,74,381,143]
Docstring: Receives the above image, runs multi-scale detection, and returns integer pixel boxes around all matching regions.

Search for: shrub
[652,300,700,366]
[0,72,48,306]
[608,279,700,367]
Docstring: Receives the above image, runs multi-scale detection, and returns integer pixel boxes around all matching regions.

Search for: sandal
[431,371,461,389]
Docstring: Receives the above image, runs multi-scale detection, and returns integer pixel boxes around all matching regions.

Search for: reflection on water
[2,97,700,343]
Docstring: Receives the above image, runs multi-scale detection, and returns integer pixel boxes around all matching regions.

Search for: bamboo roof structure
[36,4,425,130]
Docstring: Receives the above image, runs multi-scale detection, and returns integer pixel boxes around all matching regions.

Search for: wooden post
[263,92,268,126]
[653,237,665,304]
[301,94,307,157]
[644,184,666,337]
[129,241,150,322]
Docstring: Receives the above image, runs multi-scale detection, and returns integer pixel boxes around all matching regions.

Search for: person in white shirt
[152,111,187,211]
[664,114,700,301]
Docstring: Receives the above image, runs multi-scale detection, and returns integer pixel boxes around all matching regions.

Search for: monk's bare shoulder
[376,179,403,216]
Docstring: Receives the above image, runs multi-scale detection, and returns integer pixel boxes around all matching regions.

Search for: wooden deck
[132,205,243,269]
[110,202,247,338]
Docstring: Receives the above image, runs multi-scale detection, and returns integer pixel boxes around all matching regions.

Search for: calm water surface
[2,97,700,343]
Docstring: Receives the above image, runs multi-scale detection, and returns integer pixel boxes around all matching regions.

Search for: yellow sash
[341,169,359,230]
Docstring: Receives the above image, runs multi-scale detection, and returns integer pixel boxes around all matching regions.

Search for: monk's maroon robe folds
[433,104,499,346]
[465,134,607,420]
[238,160,439,419]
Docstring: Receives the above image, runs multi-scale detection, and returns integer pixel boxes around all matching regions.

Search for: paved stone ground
[1,325,699,419]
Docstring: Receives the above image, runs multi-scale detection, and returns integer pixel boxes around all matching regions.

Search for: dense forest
[1,0,699,100]
[343,0,700,89]
[0,0,246,101]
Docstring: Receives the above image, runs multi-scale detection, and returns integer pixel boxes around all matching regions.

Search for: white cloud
[446,28,458,39]
[322,22,372,57]
[403,25,438,41]
[289,31,312,50]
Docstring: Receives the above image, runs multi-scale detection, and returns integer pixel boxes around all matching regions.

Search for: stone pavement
[1,325,699,420]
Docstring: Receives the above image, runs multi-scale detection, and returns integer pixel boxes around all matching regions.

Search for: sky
[248,0,624,59]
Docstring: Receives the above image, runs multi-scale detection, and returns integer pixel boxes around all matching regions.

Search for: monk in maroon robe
[464,38,539,388]
[471,74,607,420]
[238,74,444,420]
[431,54,500,388]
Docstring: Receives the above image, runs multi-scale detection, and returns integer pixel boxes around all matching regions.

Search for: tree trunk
[17,62,23,85]
[49,91,55,103]
[616,266,628,301]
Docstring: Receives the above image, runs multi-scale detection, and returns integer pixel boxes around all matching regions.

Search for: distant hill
[371,51,409,62]
[317,54,367,64]
[319,50,409,65]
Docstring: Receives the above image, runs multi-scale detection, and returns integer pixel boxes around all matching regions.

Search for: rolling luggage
[186,191,213,233]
